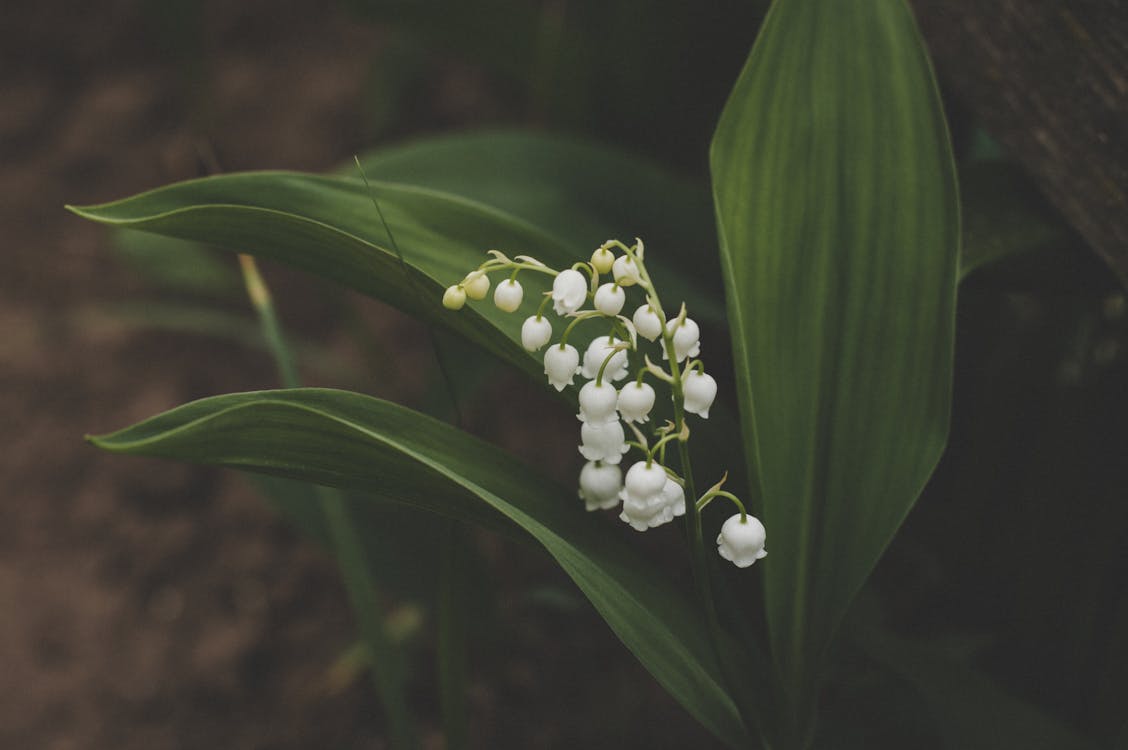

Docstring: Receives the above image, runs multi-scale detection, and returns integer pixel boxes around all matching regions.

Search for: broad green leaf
[89,388,751,748]
[351,130,723,318]
[710,0,959,732]
[70,173,571,382]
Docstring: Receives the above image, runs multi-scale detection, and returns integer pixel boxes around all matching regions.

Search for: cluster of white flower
[443,239,766,568]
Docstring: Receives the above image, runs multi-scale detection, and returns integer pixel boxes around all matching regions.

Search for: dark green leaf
[710,0,959,731]
[89,388,751,748]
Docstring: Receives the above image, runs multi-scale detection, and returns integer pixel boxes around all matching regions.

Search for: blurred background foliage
[23,0,1127,745]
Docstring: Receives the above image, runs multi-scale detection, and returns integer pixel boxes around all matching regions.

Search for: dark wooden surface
[915,0,1128,287]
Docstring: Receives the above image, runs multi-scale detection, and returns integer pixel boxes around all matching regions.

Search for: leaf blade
[89,388,751,747]
[710,0,959,727]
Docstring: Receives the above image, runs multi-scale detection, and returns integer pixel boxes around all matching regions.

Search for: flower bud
[463,271,490,300]
[663,316,701,362]
[683,370,717,418]
[581,336,629,382]
[591,246,615,274]
[578,420,629,464]
[594,283,626,316]
[612,255,640,286]
[442,285,467,310]
[578,461,622,511]
[521,315,552,351]
[717,514,767,568]
[543,343,580,391]
[632,305,662,341]
[578,380,619,425]
[552,269,588,315]
[617,381,655,423]
[493,278,524,312]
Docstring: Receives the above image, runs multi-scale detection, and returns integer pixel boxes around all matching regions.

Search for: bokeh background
[2,0,1126,747]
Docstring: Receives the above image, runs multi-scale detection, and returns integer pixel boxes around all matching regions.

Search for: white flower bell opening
[578,420,629,464]
[578,461,622,511]
[662,478,686,517]
[577,380,619,425]
[521,316,553,351]
[617,381,656,423]
[619,461,676,531]
[493,278,524,312]
[544,343,580,391]
[632,304,662,341]
[594,283,626,316]
[552,269,588,314]
[581,336,629,382]
[717,514,768,568]
[683,370,718,418]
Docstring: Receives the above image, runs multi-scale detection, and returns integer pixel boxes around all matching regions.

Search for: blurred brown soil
[0,2,720,749]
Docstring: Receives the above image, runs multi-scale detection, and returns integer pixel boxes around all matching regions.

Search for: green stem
[438,521,468,750]
[237,251,417,750]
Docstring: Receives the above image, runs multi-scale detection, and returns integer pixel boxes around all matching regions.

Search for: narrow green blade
[89,388,751,748]
[710,0,959,731]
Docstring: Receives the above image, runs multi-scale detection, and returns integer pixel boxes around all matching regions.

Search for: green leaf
[351,130,723,319]
[89,388,751,748]
[70,173,569,382]
[710,0,959,733]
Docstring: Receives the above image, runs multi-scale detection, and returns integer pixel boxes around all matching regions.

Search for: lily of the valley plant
[443,238,768,564]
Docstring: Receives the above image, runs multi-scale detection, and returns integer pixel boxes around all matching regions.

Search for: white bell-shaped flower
[581,335,629,382]
[578,461,622,511]
[552,269,588,315]
[632,305,663,341]
[578,420,628,464]
[591,246,615,274]
[463,271,490,300]
[612,255,641,286]
[683,370,718,418]
[493,279,524,312]
[662,478,686,517]
[577,380,619,425]
[594,283,626,316]
[617,381,655,423]
[521,316,552,351]
[663,316,701,362]
[717,514,768,568]
[442,285,467,310]
[619,461,675,531]
[543,343,580,391]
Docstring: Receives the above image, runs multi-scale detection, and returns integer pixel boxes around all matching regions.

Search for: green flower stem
[696,489,748,520]
[438,521,468,750]
[535,293,553,319]
[559,311,603,348]
[237,251,418,750]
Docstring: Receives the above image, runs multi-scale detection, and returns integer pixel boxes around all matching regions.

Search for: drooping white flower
[632,304,663,341]
[612,255,641,286]
[663,316,701,362]
[619,461,675,531]
[578,420,629,464]
[717,514,768,568]
[661,478,686,517]
[577,380,619,425]
[594,283,626,316]
[578,461,622,511]
[442,285,467,310]
[617,381,655,423]
[683,370,718,418]
[521,316,552,351]
[544,343,580,391]
[581,335,629,382]
[552,269,588,315]
[493,278,524,312]
[463,271,490,300]
[591,246,615,274]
